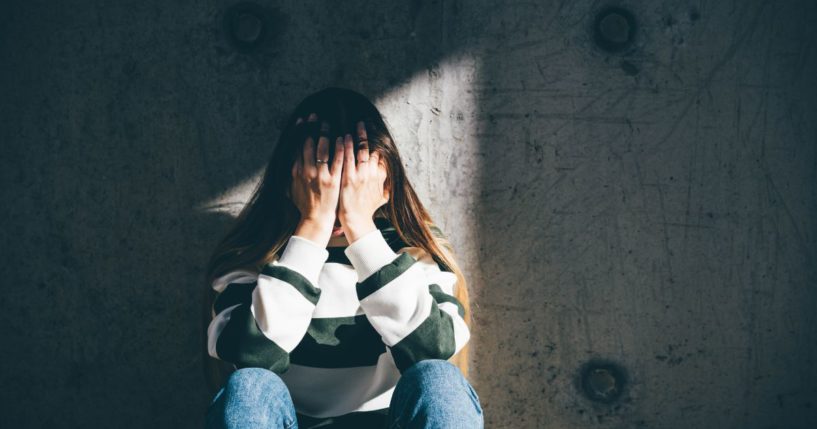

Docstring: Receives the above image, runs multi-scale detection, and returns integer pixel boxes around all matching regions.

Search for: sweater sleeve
[343,228,471,374]
[206,235,328,374]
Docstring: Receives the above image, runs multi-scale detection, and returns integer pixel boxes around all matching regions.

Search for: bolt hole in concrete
[234,13,263,42]
[578,360,627,404]
[224,1,267,52]
[593,6,637,53]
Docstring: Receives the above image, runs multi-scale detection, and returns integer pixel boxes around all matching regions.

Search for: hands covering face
[289,113,389,235]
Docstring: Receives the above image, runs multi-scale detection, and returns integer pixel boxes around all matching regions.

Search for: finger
[376,154,389,198]
[303,134,316,173]
[368,151,381,176]
[343,133,356,180]
[356,120,370,164]
[331,136,344,176]
[316,121,330,170]
[302,112,318,173]
[377,156,389,196]
[293,126,305,177]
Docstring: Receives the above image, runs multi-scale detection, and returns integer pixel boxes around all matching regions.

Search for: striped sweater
[206,217,471,419]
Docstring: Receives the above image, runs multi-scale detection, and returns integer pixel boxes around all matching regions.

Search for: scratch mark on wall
[640,1,771,157]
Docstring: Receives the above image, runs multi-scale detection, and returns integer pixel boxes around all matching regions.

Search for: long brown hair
[201,87,472,395]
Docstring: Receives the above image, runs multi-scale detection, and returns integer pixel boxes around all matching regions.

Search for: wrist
[343,217,377,243]
[295,218,332,247]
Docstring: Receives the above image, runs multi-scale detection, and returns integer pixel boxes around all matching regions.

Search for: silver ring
[316,159,328,164]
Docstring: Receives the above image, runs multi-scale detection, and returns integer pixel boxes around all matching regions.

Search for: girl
[202,87,483,429]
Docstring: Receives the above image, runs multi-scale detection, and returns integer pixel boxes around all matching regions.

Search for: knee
[391,359,483,424]
[224,367,288,399]
[208,368,297,429]
[397,359,469,396]
[403,359,463,381]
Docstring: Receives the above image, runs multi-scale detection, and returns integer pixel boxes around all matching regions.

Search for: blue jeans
[205,359,484,429]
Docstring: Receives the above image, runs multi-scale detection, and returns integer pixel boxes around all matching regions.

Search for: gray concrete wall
[1,1,815,428]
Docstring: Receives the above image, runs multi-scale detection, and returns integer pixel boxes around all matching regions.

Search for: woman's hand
[289,112,345,246]
[337,120,389,243]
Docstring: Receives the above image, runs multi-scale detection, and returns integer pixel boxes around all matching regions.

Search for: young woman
[202,87,483,429]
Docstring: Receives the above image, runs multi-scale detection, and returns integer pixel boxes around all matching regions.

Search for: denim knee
[223,367,289,398]
[400,359,464,388]
[208,367,297,429]
[390,359,483,428]
[396,359,481,407]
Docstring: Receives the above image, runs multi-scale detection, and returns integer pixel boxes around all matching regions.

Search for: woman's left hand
[338,120,389,242]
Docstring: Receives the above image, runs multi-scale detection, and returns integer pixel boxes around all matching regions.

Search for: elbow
[388,315,459,374]
[389,339,457,374]
[210,304,293,375]
[214,334,292,375]
[224,351,291,375]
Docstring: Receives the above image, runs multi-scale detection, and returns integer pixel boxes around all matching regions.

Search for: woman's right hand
[289,112,345,246]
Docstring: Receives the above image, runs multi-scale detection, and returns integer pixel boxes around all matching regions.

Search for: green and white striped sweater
[207,217,470,420]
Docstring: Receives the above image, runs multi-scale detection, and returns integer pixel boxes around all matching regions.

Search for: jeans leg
[205,367,299,429]
[387,359,484,429]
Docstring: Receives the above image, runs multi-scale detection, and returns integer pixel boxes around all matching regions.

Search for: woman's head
[277,88,402,235]
[203,86,472,391]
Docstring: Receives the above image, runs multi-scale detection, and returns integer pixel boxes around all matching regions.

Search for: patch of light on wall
[194,54,478,220]
[193,170,265,218]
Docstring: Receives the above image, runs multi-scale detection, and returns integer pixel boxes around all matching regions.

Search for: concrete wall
[1,0,814,427]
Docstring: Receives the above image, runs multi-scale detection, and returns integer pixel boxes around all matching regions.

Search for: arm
[206,234,328,374]
[344,228,471,374]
